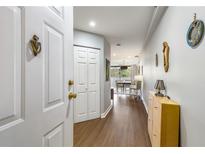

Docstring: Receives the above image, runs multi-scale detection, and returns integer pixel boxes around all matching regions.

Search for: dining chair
[136,81,142,99]
[124,80,131,94]
[116,80,124,93]
[129,80,137,94]
[130,80,142,100]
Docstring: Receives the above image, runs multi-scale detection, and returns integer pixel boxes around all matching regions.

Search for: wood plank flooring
[74,94,151,147]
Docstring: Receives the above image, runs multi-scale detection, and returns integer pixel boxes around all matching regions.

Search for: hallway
[74,95,151,147]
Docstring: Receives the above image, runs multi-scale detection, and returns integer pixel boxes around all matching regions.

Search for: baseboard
[101,101,113,118]
[142,97,148,113]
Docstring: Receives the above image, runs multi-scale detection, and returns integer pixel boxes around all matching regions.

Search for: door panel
[0,7,28,146]
[43,123,64,147]
[0,6,22,126]
[87,50,100,120]
[75,93,88,122]
[74,47,88,123]
[74,47,100,123]
[88,92,97,114]
[88,63,96,84]
[78,63,87,85]
[49,6,64,19]
[44,24,64,109]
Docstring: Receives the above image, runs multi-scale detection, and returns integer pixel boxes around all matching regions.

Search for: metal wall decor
[186,13,204,48]
[30,34,41,56]
[163,42,169,73]
[155,53,158,67]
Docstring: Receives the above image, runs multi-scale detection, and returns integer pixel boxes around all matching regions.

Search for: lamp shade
[154,80,165,90]
[134,75,143,81]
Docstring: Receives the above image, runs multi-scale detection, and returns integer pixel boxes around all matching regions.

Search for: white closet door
[74,46,100,123]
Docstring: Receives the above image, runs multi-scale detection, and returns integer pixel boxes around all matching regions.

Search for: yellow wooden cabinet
[148,92,180,147]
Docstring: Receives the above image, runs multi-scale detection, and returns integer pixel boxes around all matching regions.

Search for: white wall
[74,30,111,114]
[74,30,104,49]
[111,58,140,66]
[142,7,205,146]
[104,39,111,111]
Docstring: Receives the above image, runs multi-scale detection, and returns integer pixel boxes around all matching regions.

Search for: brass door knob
[68,80,74,86]
[68,92,77,100]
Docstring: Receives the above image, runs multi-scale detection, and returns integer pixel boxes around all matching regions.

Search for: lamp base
[155,92,164,97]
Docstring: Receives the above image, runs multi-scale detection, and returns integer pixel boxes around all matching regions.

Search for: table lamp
[154,80,165,97]
[134,75,143,81]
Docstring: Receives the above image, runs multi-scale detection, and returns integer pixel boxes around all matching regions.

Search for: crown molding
[142,6,168,50]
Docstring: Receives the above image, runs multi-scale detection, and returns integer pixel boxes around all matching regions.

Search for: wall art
[163,41,169,72]
[186,13,204,48]
[105,59,110,81]
[155,53,158,67]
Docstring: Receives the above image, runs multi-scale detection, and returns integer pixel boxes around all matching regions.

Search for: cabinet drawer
[148,118,152,142]
[153,98,160,108]
[153,104,161,135]
[152,133,160,147]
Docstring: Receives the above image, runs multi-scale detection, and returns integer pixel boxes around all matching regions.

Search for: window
[120,66,131,78]
[111,67,120,78]
[110,66,131,79]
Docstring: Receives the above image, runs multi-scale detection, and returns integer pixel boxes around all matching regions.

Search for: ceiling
[74,6,155,61]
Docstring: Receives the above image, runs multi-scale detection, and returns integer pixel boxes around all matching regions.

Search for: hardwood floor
[74,94,151,147]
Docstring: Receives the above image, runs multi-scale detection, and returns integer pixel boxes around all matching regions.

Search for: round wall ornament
[186,17,204,48]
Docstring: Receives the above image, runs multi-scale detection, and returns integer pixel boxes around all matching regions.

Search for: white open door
[74,46,100,123]
[0,7,74,146]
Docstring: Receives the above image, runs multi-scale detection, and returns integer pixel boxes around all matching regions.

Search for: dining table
[116,80,132,93]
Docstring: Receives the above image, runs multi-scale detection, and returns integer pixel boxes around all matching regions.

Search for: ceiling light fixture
[116,43,121,46]
[89,21,96,27]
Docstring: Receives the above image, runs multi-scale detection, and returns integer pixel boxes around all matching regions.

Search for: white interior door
[74,46,100,123]
[0,6,74,146]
